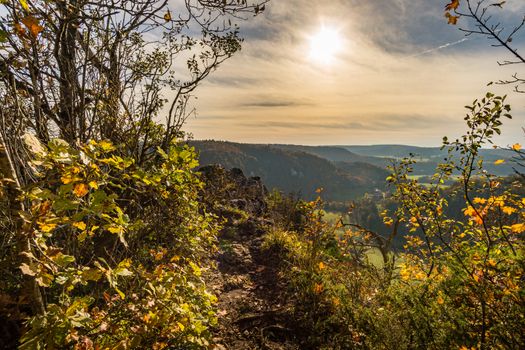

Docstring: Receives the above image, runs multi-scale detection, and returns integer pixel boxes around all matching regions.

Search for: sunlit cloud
[181,0,525,146]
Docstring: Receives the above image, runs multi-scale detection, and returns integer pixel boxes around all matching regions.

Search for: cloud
[239,97,314,108]
[179,0,525,146]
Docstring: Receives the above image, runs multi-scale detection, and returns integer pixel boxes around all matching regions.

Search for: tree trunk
[0,135,45,316]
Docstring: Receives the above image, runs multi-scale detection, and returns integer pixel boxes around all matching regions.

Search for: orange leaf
[510,223,525,233]
[445,12,459,25]
[73,183,89,197]
[21,16,43,38]
[445,0,460,11]
[512,143,521,151]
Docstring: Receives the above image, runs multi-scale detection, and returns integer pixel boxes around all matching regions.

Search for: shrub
[3,139,220,349]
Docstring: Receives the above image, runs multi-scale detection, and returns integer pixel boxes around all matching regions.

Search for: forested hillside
[192,141,389,200]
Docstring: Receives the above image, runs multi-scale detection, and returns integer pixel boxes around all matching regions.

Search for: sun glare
[309,26,343,65]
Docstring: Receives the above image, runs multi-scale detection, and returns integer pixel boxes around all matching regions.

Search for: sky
[182,0,525,146]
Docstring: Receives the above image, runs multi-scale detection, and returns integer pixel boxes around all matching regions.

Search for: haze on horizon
[181,0,525,147]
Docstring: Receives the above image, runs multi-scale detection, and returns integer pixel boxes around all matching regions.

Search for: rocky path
[207,230,300,350]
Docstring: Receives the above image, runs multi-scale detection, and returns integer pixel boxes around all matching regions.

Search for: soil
[207,229,303,350]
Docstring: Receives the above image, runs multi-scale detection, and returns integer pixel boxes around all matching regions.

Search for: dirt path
[207,229,300,350]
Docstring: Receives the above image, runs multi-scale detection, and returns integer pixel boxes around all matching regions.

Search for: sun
[308,26,344,65]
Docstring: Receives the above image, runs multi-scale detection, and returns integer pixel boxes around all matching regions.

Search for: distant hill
[191,141,389,201]
[273,144,389,167]
[344,145,517,176]
[190,141,519,201]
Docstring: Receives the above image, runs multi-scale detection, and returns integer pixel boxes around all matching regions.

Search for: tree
[445,0,525,92]
[0,1,267,348]
[0,0,267,168]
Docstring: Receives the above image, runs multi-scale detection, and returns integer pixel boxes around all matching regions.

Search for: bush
[2,139,220,349]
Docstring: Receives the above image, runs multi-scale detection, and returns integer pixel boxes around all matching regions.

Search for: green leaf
[52,253,76,267]
[0,30,8,43]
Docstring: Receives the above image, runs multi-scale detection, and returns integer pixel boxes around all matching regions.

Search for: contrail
[411,38,469,57]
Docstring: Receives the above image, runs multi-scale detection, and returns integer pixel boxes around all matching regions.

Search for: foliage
[265,93,525,349]
[2,139,220,348]
[0,0,266,170]
[444,0,525,92]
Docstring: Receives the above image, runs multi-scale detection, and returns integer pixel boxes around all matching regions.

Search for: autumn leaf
[473,197,487,205]
[73,221,87,231]
[38,222,57,233]
[19,0,30,12]
[494,159,505,165]
[61,175,81,184]
[20,263,37,276]
[318,261,326,270]
[445,12,459,25]
[445,0,460,11]
[73,183,89,197]
[14,23,26,37]
[98,140,115,152]
[313,283,323,294]
[164,10,172,22]
[437,295,444,305]
[502,206,516,215]
[512,143,521,151]
[108,225,124,234]
[510,223,525,233]
[21,16,43,38]
[88,181,99,189]
[39,200,52,215]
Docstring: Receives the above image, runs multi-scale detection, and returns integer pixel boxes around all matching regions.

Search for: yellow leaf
[494,159,505,165]
[473,197,486,205]
[61,175,80,184]
[73,183,89,197]
[73,221,87,230]
[88,181,99,189]
[108,225,123,234]
[318,261,326,270]
[488,259,497,267]
[510,223,525,233]
[437,295,444,305]
[19,0,29,11]
[98,140,115,152]
[164,10,172,22]
[71,166,81,174]
[313,283,323,294]
[512,143,522,151]
[463,206,476,217]
[502,206,516,215]
[38,222,57,233]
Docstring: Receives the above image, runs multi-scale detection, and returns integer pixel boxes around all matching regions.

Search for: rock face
[200,165,267,215]
[200,165,302,349]
[199,165,268,236]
